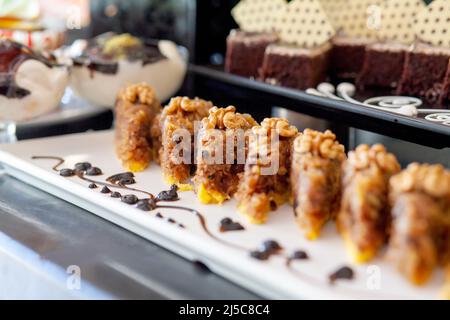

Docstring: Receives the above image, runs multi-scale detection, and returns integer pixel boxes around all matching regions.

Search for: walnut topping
[294,129,345,160]
[347,144,400,175]
[117,82,160,106]
[255,118,298,138]
[203,106,257,130]
[390,163,450,199]
[163,96,213,116]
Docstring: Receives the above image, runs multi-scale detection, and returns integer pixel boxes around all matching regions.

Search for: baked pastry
[115,83,162,172]
[155,96,212,190]
[337,144,401,263]
[330,36,374,79]
[225,29,278,78]
[237,118,298,224]
[357,43,409,90]
[193,106,257,204]
[260,42,331,90]
[388,163,450,285]
[397,43,450,108]
[442,266,450,300]
[291,129,346,240]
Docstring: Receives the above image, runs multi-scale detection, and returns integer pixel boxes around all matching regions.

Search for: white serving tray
[0,130,443,299]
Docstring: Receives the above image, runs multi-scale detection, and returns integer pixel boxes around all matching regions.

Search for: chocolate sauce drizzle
[31,155,336,286]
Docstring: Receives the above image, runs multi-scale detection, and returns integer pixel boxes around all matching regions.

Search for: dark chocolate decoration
[74,162,92,171]
[111,192,121,198]
[156,212,164,219]
[121,194,138,205]
[136,199,157,211]
[60,168,75,177]
[168,218,176,224]
[101,186,111,194]
[106,172,135,185]
[261,240,282,254]
[219,217,245,232]
[291,250,309,260]
[86,167,102,176]
[250,250,270,261]
[88,183,97,189]
[329,266,355,284]
[157,184,179,201]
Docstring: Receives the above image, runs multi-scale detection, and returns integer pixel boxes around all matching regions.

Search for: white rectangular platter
[0,130,444,299]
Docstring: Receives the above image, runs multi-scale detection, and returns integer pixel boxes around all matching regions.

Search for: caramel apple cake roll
[291,129,346,240]
[193,106,257,204]
[236,118,298,224]
[337,144,401,263]
[153,96,212,190]
[388,163,450,285]
[115,83,162,172]
[442,266,450,300]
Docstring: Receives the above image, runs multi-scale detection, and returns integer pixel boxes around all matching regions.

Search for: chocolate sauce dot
[101,186,111,194]
[88,183,97,189]
[136,199,157,211]
[60,168,75,177]
[156,212,164,219]
[178,224,185,228]
[291,250,309,260]
[157,185,179,201]
[86,167,102,176]
[329,266,354,284]
[121,194,138,205]
[74,162,92,171]
[168,218,176,224]
[111,192,121,198]
[219,217,245,232]
[261,240,282,253]
[250,250,270,261]
[220,217,233,225]
[119,178,135,185]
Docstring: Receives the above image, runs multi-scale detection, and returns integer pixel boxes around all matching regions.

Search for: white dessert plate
[0,130,444,299]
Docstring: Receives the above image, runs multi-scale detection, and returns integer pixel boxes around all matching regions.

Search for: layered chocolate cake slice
[357,43,410,90]
[330,36,374,79]
[397,44,450,108]
[225,30,278,78]
[440,62,450,108]
[260,42,332,90]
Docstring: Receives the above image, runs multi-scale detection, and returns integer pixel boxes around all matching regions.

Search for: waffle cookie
[337,144,400,263]
[291,129,346,240]
[237,118,298,224]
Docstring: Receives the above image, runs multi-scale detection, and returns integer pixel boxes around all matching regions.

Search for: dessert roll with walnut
[291,129,346,240]
[442,266,450,300]
[115,83,162,172]
[152,96,212,190]
[236,118,298,224]
[337,144,400,263]
[193,106,257,204]
[388,163,450,285]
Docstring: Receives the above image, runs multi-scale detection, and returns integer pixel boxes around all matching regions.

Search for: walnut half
[293,129,346,160]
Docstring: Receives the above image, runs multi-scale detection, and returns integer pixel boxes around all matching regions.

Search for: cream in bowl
[69,33,187,107]
[0,39,69,122]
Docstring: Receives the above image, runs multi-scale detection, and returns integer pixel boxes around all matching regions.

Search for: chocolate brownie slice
[397,44,450,108]
[439,62,450,109]
[225,29,278,78]
[357,43,410,90]
[260,42,331,90]
[330,36,375,79]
